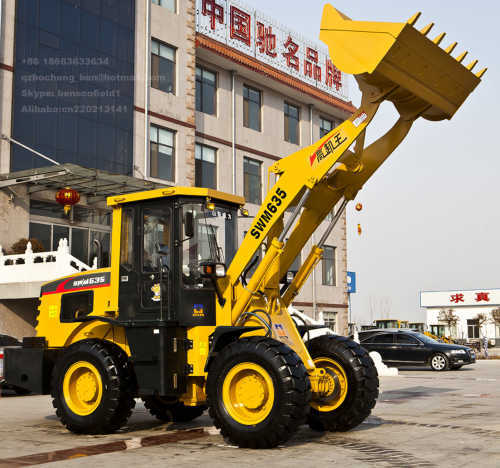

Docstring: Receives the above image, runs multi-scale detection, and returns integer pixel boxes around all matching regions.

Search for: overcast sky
[248,0,499,323]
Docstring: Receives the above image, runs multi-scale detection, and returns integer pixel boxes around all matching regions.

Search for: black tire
[51,340,136,434]
[207,337,311,448]
[142,397,206,422]
[430,353,449,371]
[307,335,379,432]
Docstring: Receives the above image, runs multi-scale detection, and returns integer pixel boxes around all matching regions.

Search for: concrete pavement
[0,360,499,467]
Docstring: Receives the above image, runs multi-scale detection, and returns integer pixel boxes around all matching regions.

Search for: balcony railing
[0,239,95,298]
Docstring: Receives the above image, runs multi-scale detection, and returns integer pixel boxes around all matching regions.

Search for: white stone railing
[0,239,96,291]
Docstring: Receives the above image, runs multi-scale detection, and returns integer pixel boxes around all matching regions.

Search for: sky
[248,0,500,323]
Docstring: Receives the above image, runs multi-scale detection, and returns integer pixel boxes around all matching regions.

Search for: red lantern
[56,187,80,214]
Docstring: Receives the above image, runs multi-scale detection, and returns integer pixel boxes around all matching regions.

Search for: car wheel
[430,353,449,371]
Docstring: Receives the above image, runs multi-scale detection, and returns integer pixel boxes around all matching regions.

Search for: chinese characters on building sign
[450,292,490,304]
[196,0,348,100]
[475,292,490,302]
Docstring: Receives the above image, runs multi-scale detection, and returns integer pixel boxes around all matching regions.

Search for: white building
[420,289,500,346]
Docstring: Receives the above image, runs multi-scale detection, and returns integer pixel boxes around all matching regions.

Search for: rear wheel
[207,337,311,448]
[142,396,206,422]
[51,340,135,434]
[307,335,379,432]
[430,353,449,371]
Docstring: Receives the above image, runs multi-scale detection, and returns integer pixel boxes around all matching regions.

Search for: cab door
[118,204,172,322]
[140,206,172,320]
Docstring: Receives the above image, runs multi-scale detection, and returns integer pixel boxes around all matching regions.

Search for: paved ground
[1,361,499,467]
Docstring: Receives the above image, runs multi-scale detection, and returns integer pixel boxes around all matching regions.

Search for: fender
[204,326,263,372]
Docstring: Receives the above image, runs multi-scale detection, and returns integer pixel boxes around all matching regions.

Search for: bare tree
[438,309,459,337]
[491,308,500,325]
[475,312,490,337]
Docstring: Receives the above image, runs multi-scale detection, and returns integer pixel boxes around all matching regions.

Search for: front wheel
[430,353,449,371]
[207,337,311,448]
[307,335,379,432]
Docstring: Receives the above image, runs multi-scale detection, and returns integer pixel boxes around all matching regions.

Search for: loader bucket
[320,5,485,120]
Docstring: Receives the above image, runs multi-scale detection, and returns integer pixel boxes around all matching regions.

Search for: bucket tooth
[420,22,434,35]
[433,32,446,45]
[476,67,487,78]
[407,12,421,26]
[456,51,468,63]
[466,59,478,71]
[445,42,457,54]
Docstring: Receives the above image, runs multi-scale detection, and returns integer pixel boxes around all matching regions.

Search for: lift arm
[224,4,484,325]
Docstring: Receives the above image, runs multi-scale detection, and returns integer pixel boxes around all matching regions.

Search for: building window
[29,221,110,268]
[243,157,262,205]
[243,85,261,132]
[150,125,175,181]
[151,39,176,94]
[195,143,217,189]
[12,0,136,175]
[284,102,299,144]
[467,319,480,339]
[196,66,217,115]
[323,311,337,332]
[152,0,176,13]
[322,245,336,286]
[320,117,334,138]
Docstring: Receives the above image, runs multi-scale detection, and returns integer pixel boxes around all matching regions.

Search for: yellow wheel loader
[4,5,484,448]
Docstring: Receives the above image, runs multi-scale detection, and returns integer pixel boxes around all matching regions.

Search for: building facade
[421,289,500,346]
[0,0,354,338]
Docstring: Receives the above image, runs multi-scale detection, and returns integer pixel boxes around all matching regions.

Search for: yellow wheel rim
[311,357,348,412]
[222,362,275,425]
[63,361,103,416]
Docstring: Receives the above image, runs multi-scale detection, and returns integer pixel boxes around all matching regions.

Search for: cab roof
[107,186,245,207]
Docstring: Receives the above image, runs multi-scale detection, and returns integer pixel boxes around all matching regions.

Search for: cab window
[143,209,171,272]
[120,208,134,271]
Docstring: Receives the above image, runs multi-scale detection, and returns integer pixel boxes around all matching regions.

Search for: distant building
[421,289,500,346]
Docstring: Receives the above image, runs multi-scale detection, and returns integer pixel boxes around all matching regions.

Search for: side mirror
[184,211,194,239]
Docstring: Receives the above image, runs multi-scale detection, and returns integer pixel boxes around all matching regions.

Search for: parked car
[359,329,476,371]
[0,334,30,395]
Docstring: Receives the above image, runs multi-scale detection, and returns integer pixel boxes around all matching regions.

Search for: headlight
[450,349,466,354]
[215,264,226,277]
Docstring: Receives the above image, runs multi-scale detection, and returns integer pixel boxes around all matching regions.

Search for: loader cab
[115,192,239,327]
